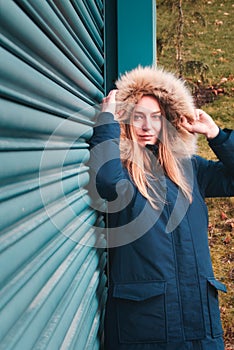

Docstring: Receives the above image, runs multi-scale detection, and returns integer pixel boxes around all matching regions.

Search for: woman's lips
[139,135,155,140]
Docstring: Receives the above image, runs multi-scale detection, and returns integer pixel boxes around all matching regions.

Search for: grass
[156,0,234,81]
[157,1,234,348]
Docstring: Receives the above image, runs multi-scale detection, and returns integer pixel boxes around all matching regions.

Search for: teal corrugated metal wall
[0,0,107,349]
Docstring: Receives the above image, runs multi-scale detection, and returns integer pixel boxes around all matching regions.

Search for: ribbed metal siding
[0,1,106,349]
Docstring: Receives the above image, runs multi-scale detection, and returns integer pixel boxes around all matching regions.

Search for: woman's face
[132,95,162,146]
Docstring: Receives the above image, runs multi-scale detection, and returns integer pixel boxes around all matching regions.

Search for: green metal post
[117,0,156,75]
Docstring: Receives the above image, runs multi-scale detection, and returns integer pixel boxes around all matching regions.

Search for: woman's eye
[133,115,143,121]
[152,115,162,120]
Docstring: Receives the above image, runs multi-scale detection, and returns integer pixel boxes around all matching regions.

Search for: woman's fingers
[105,89,118,101]
[180,116,195,133]
[101,89,118,113]
[180,110,219,138]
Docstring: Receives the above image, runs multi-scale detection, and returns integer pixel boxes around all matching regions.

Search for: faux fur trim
[115,66,197,156]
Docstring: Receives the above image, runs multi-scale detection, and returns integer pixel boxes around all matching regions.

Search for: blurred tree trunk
[176,0,184,77]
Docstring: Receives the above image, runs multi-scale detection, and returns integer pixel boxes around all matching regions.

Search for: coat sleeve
[88,112,136,203]
[195,129,234,198]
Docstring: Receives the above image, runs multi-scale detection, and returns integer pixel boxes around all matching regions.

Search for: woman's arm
[181,109,234,197]
[194,132,234,197]
[88,91,135,203]
[208,128,234,172]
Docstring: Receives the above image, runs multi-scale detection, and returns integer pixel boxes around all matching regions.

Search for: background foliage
[157,1,234,348]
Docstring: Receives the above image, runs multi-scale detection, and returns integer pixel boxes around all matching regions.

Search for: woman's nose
[142,117,152,130]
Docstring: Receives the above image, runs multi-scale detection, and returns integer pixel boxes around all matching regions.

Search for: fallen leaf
[224,235,231,244]
[221,211,228,220]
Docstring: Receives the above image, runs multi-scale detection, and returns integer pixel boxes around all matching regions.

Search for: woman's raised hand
[101,89,118,115]
[181,109,220,139]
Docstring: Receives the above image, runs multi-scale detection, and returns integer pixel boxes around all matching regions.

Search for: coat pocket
[207,278,227,338]
[113,281,167,344]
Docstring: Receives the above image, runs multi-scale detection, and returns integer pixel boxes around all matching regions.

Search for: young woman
[89,66,234,350]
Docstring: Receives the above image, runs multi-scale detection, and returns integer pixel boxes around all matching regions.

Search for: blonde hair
[118,98,193,207]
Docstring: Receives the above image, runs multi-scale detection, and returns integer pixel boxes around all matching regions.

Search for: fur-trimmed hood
[115,66,197,156]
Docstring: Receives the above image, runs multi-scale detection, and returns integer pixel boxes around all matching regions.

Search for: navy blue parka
[89,112,234,350]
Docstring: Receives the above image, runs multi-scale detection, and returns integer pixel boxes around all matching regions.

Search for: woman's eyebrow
[151,110,162,115]
[133,110,144,116]
[134,109,161,114]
